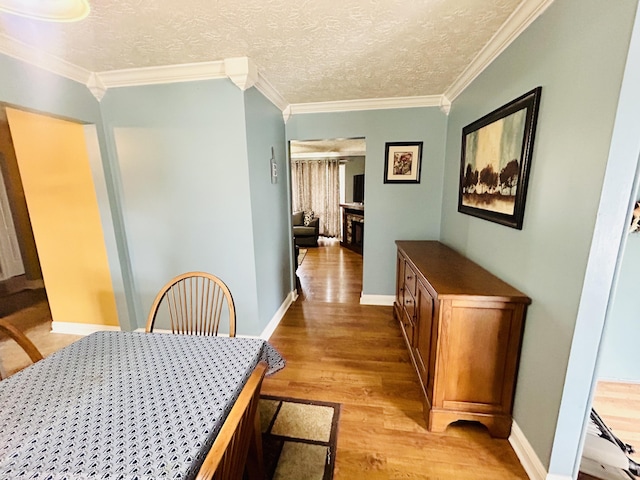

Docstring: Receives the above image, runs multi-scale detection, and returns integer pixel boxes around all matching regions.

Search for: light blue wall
[244,87,291,329]
[286,108,448,296]
[599,229,640,382]
[0,53,133,330]
[440,0,638,470]
[100,79,262,333]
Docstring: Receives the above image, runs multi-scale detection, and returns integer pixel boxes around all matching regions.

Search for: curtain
[291,159,340,238]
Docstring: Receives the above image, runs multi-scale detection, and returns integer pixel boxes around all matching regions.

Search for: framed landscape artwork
[458,87,542,229]
[384,142,423,184]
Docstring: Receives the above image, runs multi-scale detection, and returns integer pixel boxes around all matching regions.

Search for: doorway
[290,138,366,242]
[289,138,366,303]
[0,105,119,330]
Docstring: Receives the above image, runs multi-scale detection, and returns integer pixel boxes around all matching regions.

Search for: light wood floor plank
[592,380,640,462]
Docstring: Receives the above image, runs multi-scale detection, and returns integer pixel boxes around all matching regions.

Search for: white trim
[444,0,555,102]
[509,420,548,480]
[94,61,226,89]
[259,290,296,340]
[282,105,292,123]
[254,70,290,113]
[51,321,121,336]
[545,476,571,480]
[86,72,107,101]
[224,56,259,91]
[440,96,452,115]
[0,33,91,85]
[291,151,366,160]
[289,95,445,115]
[359,294,395,306]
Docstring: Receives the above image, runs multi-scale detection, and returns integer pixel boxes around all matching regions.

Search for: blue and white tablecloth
[0,331,285,480]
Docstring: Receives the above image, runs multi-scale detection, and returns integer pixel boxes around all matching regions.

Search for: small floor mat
[259,395,340,480]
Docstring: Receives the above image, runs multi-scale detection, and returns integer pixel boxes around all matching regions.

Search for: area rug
[298,248,308,266]
[258,395,340,480]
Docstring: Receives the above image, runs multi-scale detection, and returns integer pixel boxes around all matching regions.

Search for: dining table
[0,331,285,479]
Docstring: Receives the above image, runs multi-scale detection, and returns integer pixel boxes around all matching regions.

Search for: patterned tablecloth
[0,331,285,480]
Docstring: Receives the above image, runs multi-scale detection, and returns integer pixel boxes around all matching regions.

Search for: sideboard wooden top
[396,240,531,303]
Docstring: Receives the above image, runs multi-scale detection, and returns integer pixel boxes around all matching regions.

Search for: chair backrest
[0,318,43,380]
[145,272,236,336]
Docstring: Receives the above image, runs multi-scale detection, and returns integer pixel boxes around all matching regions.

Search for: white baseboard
[51,321,121,336]
[509,420,548,480]
[545,475,572,480]
[260,290,296,340]
[359,294,395,306]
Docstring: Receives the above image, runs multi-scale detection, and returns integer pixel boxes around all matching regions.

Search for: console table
[394,240,530,438]
[340,203,364,254]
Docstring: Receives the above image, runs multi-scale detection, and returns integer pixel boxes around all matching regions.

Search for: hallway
[264,239,529,479]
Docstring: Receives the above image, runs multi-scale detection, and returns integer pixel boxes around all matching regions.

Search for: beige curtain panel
[291,159,341,238]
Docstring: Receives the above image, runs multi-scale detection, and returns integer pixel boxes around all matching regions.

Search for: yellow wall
[6,108,118,327]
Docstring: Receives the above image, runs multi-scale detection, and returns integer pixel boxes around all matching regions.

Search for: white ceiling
[290,138,366,159]
[0,0,552,106]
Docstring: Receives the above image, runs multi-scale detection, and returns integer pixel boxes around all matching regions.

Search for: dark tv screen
[353,174,364,203]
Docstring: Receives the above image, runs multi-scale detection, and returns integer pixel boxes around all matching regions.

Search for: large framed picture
[384,142,423,184]
[458,87,542,229]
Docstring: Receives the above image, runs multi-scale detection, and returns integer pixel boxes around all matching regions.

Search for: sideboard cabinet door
[415,280,435,399]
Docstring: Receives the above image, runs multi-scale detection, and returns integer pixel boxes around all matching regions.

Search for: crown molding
[254,71,290,116]
[0,33,91,85]
[291,151,365,160]
[289,95,445,115]
[86,72,107,101]
[95,61,227,90]
[444,0,555,102]
[224,56,258,90]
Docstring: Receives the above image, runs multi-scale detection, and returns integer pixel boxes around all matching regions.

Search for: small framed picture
[383,142,423,184]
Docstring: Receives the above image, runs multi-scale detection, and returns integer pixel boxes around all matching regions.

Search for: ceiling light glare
[0,0,90,22]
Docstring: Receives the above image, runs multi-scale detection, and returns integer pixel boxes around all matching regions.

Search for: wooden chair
[196,361,268,480]
[0,318,43,380]
[145,272,236,337]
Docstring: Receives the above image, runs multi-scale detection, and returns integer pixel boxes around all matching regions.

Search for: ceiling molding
[291,151,365,160]
[224,56,259,90]
[95,61,227,90]
[86,72,107,101]
[0,33,91,85]
[444,0,555,102]
[289,95,445,115]
[253,71,290,116]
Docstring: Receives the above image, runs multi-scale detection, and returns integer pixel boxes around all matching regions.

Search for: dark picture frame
[458,87,542,229]
[383,142,423,184]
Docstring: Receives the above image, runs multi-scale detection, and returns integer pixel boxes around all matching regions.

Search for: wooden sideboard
[394,241,530,438]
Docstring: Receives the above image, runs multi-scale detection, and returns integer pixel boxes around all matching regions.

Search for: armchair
[292,211,319,247]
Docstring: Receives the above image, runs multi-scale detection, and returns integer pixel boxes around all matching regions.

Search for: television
[353,174,364,203]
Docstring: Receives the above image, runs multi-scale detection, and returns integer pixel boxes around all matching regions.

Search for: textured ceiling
[290,138,366,158]
[0,0,524,104]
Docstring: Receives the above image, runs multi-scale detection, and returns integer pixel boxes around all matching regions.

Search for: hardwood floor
[263,238,529,479]
[591,380,640,463]
[0,299,81,378]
